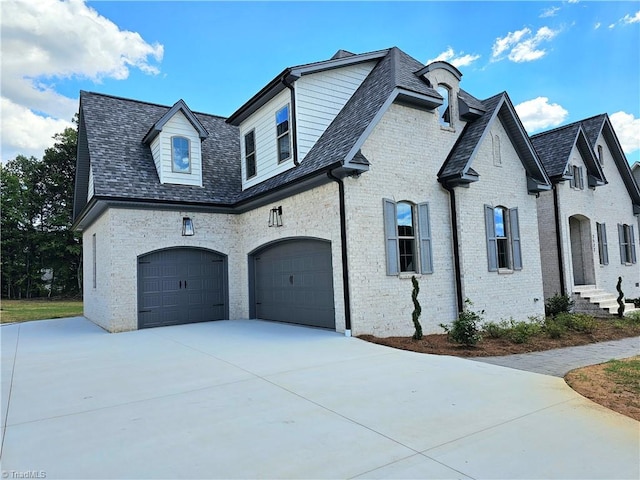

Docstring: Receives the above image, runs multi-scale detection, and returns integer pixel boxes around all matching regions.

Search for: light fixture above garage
[268,206,283,227]
[182,217,195,236]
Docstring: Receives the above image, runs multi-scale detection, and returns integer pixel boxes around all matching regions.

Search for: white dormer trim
[144,102,205,187]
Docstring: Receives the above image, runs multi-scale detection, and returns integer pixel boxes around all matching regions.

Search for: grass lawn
[1,299,83,323]
[566,356,640,421]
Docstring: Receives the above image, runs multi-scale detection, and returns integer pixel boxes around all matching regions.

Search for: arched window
[437,85,451,127]
[171,136,191,173]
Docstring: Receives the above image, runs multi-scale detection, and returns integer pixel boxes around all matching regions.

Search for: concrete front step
[572,286,636,318]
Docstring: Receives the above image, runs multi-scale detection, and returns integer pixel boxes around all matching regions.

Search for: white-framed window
[244,130,256,179]
[485,204,522,271]
[596,222,609,265]
[171,136,191,173]
[383,199,433,275]
[437,85,451,127]
[276,105,290,163]
[569,164,584,190]
[92,233,97,289]
[618,223,637,264]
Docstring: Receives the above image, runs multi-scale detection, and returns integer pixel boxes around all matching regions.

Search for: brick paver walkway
[470,336,640,377]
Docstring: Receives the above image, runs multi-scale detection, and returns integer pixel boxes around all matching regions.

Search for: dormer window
[437,85,451,127]
[171,136,191,173]
[276,105,291,163]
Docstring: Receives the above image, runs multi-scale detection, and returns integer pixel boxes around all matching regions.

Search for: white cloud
[540,6,560,18]
[0,0,164,162]
[492,27,559,63]
[609,11,640,29]
[1,98,74,161]
[594,22,601,30]
[514,97,569,133]
[426,47,480,68]
[610,111,640,155]
[621,11,640,24]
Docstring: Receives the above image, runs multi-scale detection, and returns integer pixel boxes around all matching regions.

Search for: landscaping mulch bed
[358,318,640,358]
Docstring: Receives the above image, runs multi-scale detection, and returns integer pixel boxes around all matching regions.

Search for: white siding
[150,135,162,182]
[239,89,294,190]
[87,164,94,200]
[295,61,376,160]
[156,111,203,187]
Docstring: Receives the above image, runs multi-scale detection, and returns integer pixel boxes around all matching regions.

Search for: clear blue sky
[2,1,639,164]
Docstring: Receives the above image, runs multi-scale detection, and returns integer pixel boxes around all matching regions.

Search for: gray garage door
[138,248,227,328]
[253,240,335,329]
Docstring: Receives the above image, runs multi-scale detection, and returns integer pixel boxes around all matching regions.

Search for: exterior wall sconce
[182,216,195,236]
[268,206,283,227]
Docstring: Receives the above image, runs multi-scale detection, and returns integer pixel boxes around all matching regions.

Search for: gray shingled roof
[580,114,607,147]
[439,92,550,189]
[77,92,240,210]
[77,47,531,224]
[530,123,581,178]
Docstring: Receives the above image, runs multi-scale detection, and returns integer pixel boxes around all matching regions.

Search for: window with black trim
[244,130,256,179]
[596,222,609,265]
[171,136,191,173]
[383,199,433,275]
[485,204,522,271]
[618,223,637,264]
[276,105,290,162]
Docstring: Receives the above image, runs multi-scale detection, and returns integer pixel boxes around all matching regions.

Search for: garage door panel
[138,248,227,329]
[253,240,335,329]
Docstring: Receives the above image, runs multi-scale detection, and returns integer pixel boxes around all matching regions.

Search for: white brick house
[531,116,640,313]
[74,47,555,335]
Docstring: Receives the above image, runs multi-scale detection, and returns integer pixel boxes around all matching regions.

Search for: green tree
[1,124,81,298]
[1,156,46,298]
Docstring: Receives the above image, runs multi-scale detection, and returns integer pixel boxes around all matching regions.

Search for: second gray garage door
[253,239,335,329]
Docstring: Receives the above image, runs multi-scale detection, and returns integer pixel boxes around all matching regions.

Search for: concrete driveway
[1,318,638,479]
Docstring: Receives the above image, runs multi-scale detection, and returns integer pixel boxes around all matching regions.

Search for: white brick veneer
[341,101,546,336]
[82,183,344,332]
[537,136,640,301]
[455,120,545,322]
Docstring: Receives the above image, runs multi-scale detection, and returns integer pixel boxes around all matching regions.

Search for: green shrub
[508,319,543,344]
[625,310,640,323]
[567,313,597,333]
[483,318,542,343]
[545,293,574,317]
[545,312,597,336]
[483,320,510,339]
[545,322,565,339]
[440,299,483,346]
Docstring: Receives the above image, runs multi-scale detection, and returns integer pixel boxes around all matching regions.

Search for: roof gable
[533,113,640,208]
[438,92,550,192]
[142,99,209,144]
[531,123,606,186]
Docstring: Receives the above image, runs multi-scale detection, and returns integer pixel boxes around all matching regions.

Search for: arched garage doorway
[138,248,228,328]
[250,239,335,329]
